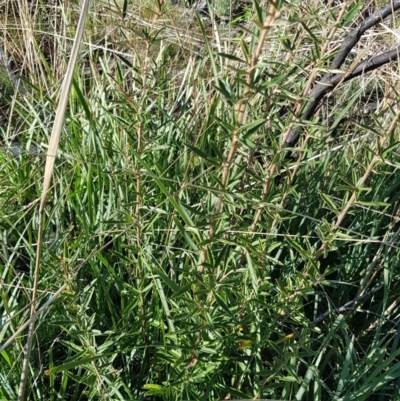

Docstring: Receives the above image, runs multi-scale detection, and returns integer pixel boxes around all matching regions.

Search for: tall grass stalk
[16,1,91,400]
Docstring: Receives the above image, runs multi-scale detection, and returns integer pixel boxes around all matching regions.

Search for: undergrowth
[1,0,400,400]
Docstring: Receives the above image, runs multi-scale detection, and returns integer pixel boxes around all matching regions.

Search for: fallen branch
[284,0,400,149]
[312,283,384,325]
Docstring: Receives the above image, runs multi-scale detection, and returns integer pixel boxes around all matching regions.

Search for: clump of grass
[2,0,400,400]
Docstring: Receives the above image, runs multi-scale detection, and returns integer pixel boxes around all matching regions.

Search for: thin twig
[200,2,279,268]
[315,107,400,259]
[249,1,351,234]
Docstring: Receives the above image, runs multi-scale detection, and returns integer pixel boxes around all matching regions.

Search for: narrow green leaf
[218,53,246,63]
[72,77,91,121]
[214,293,234,318]
[215,79,234,103]
[329,89,361,132]
[46,353,112,375]
[355,201,390,207]
[172,215,199,251]
[0,350,11,366]
[153,268,179,293]
[319,191,338,212]
[285,236,312,260]
[240,118,266,136]
[340,2,363,27]
[186,143,221,167]
[381,141,400,158]
[195,12,218,77]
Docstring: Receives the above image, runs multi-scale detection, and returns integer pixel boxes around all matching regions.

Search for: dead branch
[284,0,400,149]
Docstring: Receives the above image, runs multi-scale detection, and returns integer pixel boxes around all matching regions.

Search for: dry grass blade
[17,1,91,399]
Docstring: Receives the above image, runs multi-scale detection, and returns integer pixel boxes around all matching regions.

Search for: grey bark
[284,1,400,149]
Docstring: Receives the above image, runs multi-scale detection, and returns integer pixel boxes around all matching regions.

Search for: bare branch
[312,283,384,326]
[346,45,400,79]
[284,1,400,149]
